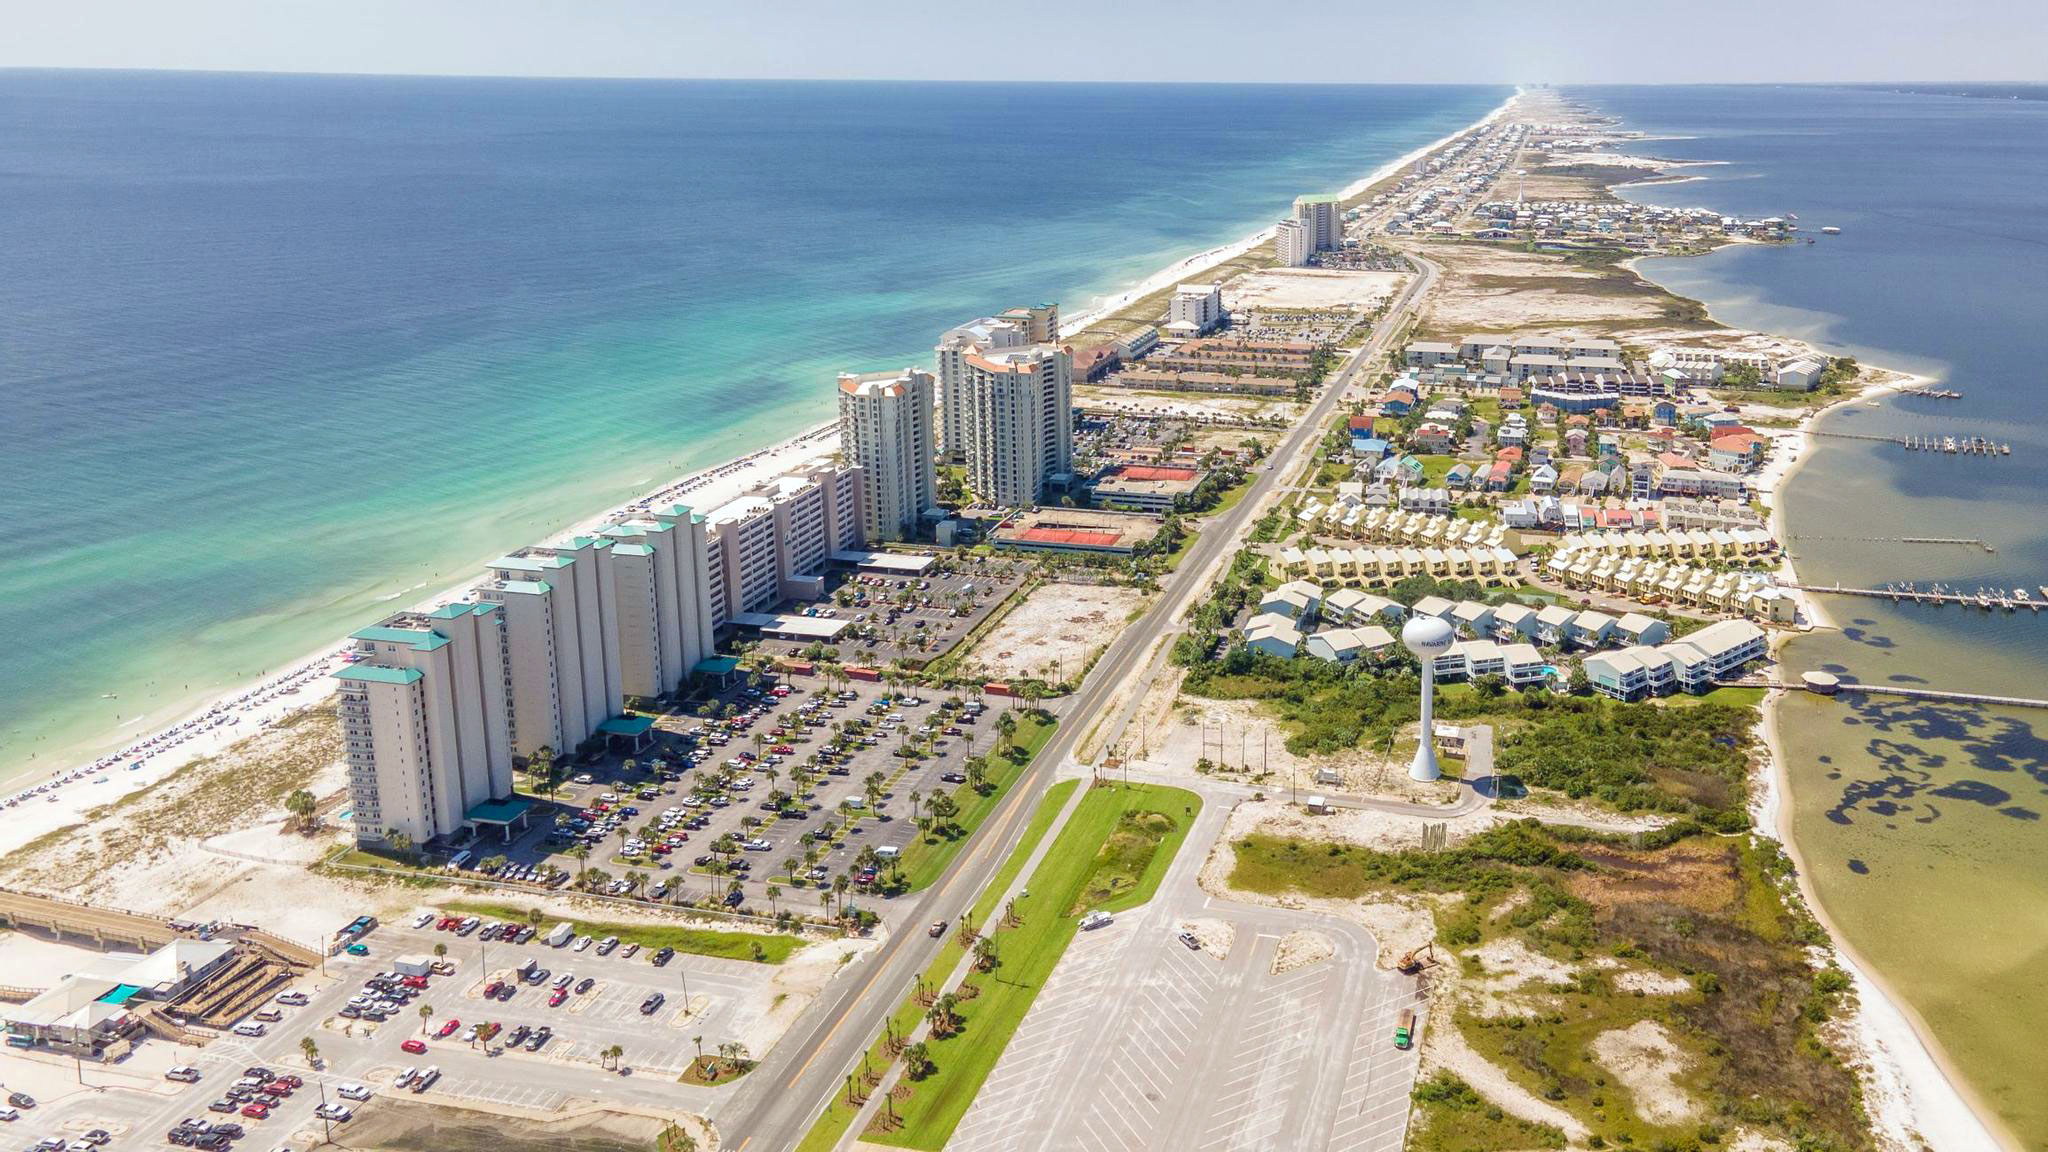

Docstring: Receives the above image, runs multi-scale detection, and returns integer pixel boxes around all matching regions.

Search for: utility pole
[317,1081,333,1147]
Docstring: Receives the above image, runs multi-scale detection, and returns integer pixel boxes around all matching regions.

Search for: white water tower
[1401,616,1456,782]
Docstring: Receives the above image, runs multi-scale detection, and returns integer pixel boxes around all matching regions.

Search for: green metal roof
[496,579,551,594]
[349,626,448,652]
[611,542,654,557]
[336,665,424,686]
[597,714,657,737]
[694,656,741,676]
[603,524,648,538]
[427,602,473,620]
[465,795,536,824]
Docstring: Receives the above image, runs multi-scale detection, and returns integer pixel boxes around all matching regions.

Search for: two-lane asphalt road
[721,254,1440,1152]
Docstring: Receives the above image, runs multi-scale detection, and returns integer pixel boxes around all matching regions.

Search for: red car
[262,1081,292,1097]
[401,974,427,989]
[484,981,504,998]
[548,988,568,1008]
[401,1039,427,1055]
[240,1103,269,1120]
[279,1075,303,1088]
[435,1018,460,1039]
[773,744,795,755]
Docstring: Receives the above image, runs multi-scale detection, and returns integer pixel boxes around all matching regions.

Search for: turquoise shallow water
[0,72,1508,783]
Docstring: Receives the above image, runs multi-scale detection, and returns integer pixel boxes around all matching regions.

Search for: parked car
[1177,930,1201,951]
[639,992,665,1016]
[165,1066,202,1083]
[400,1039,427,1055]
[1394,1008,1416,1050]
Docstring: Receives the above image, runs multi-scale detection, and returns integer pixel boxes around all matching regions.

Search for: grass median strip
[794,777,1079,1152]
[440,900,802,964]
[893,712,1055,892]
[865,781,1201,1150]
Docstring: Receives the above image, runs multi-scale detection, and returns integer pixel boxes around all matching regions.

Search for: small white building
[1168,282,1226,336]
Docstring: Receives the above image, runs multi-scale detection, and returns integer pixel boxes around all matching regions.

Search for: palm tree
[831,873,850,918]
[766,883,781,916]
[529,744,557,798]
[300,1036,320,1068]
[525,907,545,931]
[284,789,318,833]
[908,789,923,828]
[570,844,591,881]
[602,1043,625,1071]
[432,942,448,961]
[418,1004,434,1034]
[973,934,1001,975]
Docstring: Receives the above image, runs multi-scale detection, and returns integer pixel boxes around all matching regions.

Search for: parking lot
[948,800,1426,1152]
[438,676,1029,919]
[0,901,767,1152]
[751,555,1031,668]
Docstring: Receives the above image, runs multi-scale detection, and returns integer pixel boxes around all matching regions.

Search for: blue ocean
[0,72,1508,779]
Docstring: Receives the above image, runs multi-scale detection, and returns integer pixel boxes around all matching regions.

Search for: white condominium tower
[1274,218,1313,267]
[838,369,938,542]
[598,506,718,703]
[483,542,624,761]
[1293,194,1345,252]
[960,343,1074,509]
[336,605,514,848]
[703,465,865,622]
[934,302,1057,463]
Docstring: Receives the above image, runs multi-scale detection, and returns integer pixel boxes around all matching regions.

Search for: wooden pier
[1787,535,1995,552]
[1746,676,2048,712]
[1784,580,2044,612]
[1811,430,2012,456]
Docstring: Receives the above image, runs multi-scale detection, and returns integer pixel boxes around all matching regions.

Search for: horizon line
[0,65,2041,87]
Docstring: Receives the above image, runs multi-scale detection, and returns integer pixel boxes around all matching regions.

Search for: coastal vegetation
[1234,822,1870,1151]
[440,899,802,964]
[1409,1071,1567,1152]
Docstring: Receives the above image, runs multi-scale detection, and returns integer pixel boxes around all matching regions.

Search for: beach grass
[1227,825,1868,1149]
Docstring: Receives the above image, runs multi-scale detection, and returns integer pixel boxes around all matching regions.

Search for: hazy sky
[4,0,2042,84]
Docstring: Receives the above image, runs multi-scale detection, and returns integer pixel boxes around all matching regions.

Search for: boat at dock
[1821,226,1842,235]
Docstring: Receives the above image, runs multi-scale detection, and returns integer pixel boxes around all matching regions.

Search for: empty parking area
[948,911,1422,1152]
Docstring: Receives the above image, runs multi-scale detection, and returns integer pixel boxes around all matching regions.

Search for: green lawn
[1664,683,1766,709]
[894,713,1056,891]
[441,900,802,964]
[795,779,1079,1152]
[870,782,1201,1150]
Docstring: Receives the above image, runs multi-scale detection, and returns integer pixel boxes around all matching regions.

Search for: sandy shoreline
[0,419,841,861]
[0,93,1523,857]
[1614,206,2011,1148]
[1059,89,1520,337]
